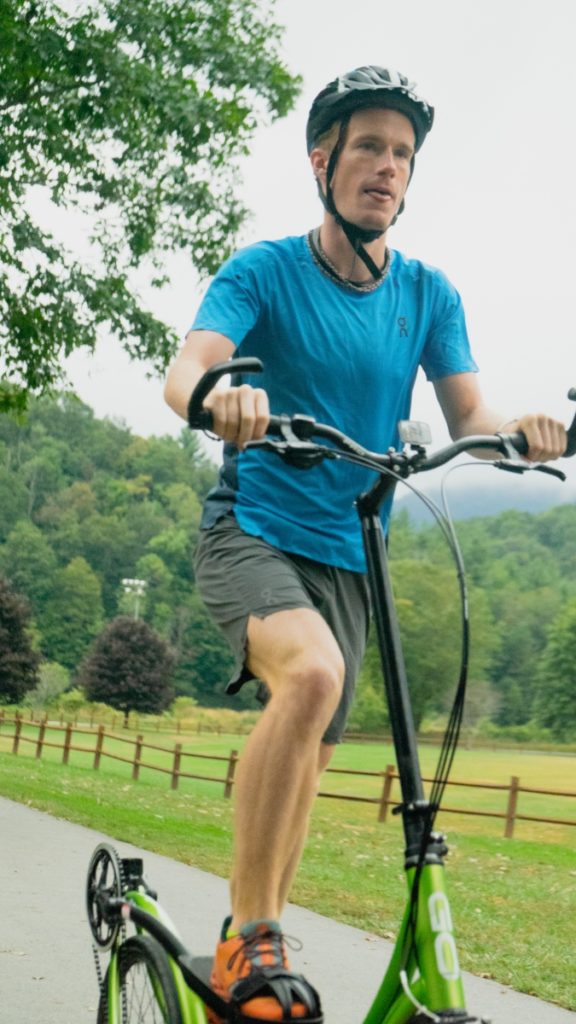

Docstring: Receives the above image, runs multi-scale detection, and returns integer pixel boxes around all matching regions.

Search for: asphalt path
[1,796,574,1024]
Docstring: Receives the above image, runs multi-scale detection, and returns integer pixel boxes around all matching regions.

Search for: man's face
[314,107,416,234]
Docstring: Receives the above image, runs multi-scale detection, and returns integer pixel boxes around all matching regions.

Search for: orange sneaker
[207,917,322,1023]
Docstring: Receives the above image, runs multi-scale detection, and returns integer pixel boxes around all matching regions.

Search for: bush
[25,661,70,709]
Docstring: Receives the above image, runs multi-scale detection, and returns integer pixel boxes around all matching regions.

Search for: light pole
[121,577,147,620]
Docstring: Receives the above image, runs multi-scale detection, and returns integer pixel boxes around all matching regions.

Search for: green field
[2,720,574,844]
[1,729,575,1010]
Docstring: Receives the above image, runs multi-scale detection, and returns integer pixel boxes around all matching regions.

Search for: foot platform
[179,955,323,1024]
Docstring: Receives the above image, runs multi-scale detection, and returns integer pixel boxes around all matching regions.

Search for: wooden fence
[1,712,575,839]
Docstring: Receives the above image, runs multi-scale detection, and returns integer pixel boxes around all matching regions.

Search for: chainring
[86,843,126,951]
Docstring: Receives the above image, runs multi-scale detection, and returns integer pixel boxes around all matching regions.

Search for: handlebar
[187,358,576,476]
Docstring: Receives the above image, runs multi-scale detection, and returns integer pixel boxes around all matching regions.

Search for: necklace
[307,228,390,293]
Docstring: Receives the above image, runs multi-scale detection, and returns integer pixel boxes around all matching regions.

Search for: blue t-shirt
[191,235,478,572]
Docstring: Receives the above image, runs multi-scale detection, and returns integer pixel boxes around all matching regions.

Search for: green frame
[96,855,468,1024]
[102,886,207,1024]
[363,863,466,1024]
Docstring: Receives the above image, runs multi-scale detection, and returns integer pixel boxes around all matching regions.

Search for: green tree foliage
[534,598,576,741]
[1,391,576,732]
[354,559,497,733]
[25,660,69,709]
[0,519,58,613]
[0,577,40,703]
[40,556,104,668]
[0,0,301,409]
[169,591,239,706]
[0,393,223,682]
[79,615,176,724]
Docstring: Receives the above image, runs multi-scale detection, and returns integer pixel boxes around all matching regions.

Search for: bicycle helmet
[306,66,434,279]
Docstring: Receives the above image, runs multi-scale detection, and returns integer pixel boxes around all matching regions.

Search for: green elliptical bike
[86,357,576,1024]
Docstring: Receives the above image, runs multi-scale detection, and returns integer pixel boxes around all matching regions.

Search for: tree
[0,577,40,703]
[39,556,104,668]
[366,559,497,731]
[534,599,576,741]
[170,592,240,705]
[0,519,58,613]
[487,586,562,726]
[0,0,301,410]
[0,464,29,541]
[79,615,176,724]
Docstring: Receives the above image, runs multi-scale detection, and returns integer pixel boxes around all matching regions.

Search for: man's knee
[290,652,344,708]
[247,608,345,729]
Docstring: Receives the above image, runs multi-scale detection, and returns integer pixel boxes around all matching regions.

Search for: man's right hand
[164,330,269,446]
[203,383,270,448]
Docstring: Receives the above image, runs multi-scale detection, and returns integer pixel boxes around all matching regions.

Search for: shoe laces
[227,927,302,974]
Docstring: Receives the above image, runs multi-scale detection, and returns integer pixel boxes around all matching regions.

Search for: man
[164,66,566,1023]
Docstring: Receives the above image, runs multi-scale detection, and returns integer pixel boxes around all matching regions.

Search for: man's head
[306,66,433,156]
[306,66,434,278]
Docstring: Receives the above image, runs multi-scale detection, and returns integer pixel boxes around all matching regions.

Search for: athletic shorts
[194,512,370,744]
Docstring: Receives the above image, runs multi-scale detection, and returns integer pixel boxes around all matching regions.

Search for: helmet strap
[317,115,386,282]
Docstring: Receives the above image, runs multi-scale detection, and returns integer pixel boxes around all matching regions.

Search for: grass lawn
[1,742,575,1011]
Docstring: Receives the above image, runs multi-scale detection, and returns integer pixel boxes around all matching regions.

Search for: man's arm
[164,330,269,447]
[434,373,566,462]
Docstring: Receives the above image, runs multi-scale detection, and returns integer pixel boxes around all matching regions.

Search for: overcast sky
[65,0,576,486]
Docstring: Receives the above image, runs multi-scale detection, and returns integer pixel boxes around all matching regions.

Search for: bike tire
[97,934,184,1024]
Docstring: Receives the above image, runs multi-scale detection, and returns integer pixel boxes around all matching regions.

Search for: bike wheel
[98,934,184,1024]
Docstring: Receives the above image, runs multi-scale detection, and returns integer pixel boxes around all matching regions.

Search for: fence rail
[1,712,574,839]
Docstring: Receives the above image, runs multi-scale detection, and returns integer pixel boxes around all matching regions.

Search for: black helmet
[306,66,434,281]
[306,66,434,153]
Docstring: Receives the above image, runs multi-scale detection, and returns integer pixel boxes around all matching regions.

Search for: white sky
[65,0,576,485]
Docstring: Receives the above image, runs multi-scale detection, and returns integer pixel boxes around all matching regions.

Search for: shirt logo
[398,316,409,338]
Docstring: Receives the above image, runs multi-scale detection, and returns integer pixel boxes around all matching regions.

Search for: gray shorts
[194,513,370,744]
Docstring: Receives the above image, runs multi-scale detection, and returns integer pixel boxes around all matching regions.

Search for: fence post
[35,716,48,759]
[63,722,73,765]
[224,749,239,799]
[378,764,396,823]
[133,735,143,781]
[505,775,520,838]
[12,712,22,754]
[93,725,105,770]
[171,743,182,790]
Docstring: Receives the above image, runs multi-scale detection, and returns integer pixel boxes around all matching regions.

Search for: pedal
[178,955,323,1024]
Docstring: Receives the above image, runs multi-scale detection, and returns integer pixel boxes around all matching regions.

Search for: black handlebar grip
[504,388,576,459]
[187,358,264,430]
[506,431,529,457]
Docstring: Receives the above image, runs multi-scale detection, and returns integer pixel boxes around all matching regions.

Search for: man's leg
[275,741,335,914]
[228,607,344,931]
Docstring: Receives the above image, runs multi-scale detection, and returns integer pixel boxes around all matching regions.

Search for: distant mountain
[392,464,576,524]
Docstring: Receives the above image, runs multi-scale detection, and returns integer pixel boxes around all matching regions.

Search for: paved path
[1,796,574,1024]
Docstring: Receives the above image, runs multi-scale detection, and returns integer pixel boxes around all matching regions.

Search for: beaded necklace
[307,227,390,294]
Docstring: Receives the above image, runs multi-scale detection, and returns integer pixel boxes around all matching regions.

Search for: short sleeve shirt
[191,235,478,572]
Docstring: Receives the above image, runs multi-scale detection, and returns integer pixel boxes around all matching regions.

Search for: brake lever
[246,436,335,469]
[532,463,566,481]
[495,459,566,482]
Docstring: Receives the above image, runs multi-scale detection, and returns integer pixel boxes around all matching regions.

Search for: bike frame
[102,886,207,1024]
[358,476,467,1024]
